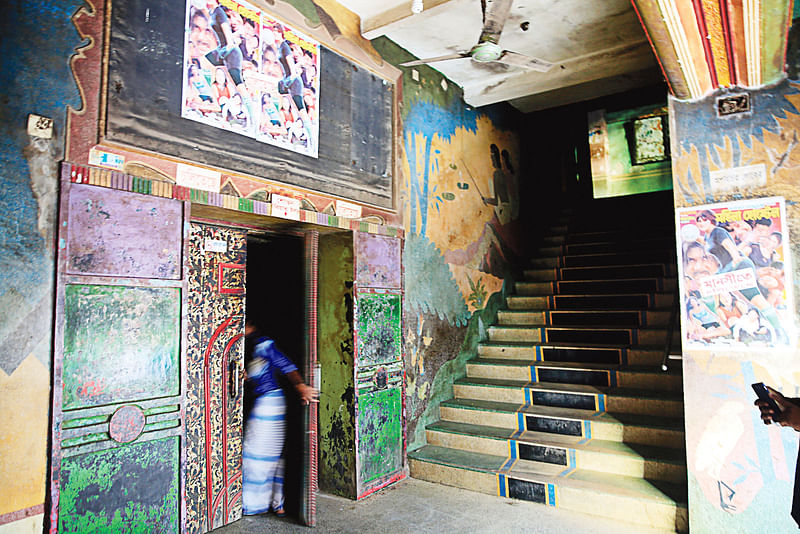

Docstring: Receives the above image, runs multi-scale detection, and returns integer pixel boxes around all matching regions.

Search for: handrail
[661,285,680,372]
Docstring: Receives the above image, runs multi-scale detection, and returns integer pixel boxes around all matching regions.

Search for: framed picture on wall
[627,115,669,165]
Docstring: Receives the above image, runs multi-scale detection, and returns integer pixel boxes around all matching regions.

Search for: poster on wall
[676,197,794,350]
[182,0,320,157]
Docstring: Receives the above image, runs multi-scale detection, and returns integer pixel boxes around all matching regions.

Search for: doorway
[244,232,306,520]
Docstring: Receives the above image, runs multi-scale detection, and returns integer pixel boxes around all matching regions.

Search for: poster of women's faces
[676,197,794,350]
[182,0,320,157]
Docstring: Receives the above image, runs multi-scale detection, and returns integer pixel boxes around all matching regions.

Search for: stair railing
[661,285,680,372]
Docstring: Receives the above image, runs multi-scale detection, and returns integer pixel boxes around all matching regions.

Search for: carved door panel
[353,232,405,497]
[186,223,246,533]
[49,178,188,533]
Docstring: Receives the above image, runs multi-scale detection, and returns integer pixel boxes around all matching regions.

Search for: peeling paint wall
[671,77,800,531]
[318,232,356,497]
[372,37,528,451]
[0,0,82,527]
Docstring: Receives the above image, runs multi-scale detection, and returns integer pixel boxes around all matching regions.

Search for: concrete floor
[217,477,677,534]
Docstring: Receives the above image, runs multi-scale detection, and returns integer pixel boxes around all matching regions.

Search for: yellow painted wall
[0,355,50,516]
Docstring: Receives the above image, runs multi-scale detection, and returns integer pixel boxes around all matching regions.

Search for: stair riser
[440,406,685,449]
[487,327,668,346]
[506,293,675,311]
[497,310,671,328]
[523,265,672,282]
[428,429,685,483]
[516,279,676,295]
[530,251,676,269]
[466,364,681,391]
[453,385,682,417]
[478,345,665,366]
[409,459,688,532]
[526,414,685,449]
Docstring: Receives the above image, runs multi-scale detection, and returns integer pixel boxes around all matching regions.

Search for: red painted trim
[0,504,45,526]
[220,332,243,523]
[718,0,737,85]
[691,0,720,87]
[217,263,245,294]
[204,316,235,528]
[629,0,676,95]
[357,471,407,499]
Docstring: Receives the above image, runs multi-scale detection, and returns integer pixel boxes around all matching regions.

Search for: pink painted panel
[65,184,183,279]
[355,233,401,289]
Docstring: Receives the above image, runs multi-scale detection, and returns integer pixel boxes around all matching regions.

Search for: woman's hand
[295,383,318,406]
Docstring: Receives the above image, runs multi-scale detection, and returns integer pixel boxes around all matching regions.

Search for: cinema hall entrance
[185,214,320,531]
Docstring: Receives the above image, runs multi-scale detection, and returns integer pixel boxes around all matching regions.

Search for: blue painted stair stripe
[580,420,593,443]
[608,370,618,387]
[547,483,558,507]
[535,345,542,362]
[517,412,526,433]
[540,327,547,343]
[544,310,551,326]
[631,328,639,345]
[595,393,607,412]
[497,474,508,497]
[640,310,647,326]
[524,387,532,405]
[620,348,628,365]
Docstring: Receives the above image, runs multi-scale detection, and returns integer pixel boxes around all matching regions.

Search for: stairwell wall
[371,38,531,452]
[670,76,800,531]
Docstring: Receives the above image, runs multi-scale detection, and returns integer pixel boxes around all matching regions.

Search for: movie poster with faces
[182,0,320,157]
[676,197,794,350]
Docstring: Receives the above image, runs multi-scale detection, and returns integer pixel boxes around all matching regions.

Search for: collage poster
[676,197,794,350]
[182,0,320,157]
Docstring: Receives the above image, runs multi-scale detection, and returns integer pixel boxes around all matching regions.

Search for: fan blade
[400,52,471,67]
[479,0,513,44]
[497,50,554,72]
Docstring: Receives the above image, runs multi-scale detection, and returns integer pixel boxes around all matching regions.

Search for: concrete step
[506,292,675,311]
[409,445,688,532]
[516,278,677,296]
[497,309,672,328]
[439,398,685,449]
[425,421,686,483]
[452,377,684,417]
[477,342,669,366]
[541,227,675,245]
[487,325,675,346]
[466,358,682,391]
[523,264,675,282]
[530,250,677,269]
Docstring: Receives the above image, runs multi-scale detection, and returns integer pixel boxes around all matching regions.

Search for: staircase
[409,200,687,533]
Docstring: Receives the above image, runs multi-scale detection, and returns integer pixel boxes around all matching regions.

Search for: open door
[49,174,188,532]
[243,230,318,527]
[185,223,247,533]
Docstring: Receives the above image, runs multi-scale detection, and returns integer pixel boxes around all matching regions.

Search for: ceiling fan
[400,0,553,72]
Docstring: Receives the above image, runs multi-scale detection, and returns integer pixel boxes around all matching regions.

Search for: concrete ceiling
[338,0,665,112]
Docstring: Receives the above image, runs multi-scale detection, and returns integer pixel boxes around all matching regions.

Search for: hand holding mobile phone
[752,382,783,423]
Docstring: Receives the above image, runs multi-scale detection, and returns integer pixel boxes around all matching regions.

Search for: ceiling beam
[361,0,457,39]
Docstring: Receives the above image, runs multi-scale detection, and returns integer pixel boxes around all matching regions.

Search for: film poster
[182,0,320,157]
[676,197,794,350]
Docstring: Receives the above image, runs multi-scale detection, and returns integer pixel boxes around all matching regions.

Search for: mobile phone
[752,382,783,419]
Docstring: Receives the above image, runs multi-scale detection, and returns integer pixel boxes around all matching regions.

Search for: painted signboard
[182,0,320,157]
[676,197,794,350]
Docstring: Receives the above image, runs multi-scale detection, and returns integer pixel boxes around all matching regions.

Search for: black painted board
[106,0,393,208]
[507,478,546,504]
[526,415,583,436]
[518,443,567,465]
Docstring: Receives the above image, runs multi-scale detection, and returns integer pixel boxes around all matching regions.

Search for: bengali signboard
[676,197,794,350]
[182,0,320,157]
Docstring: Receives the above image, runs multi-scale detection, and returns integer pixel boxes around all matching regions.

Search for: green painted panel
[355,292,401,366]
[59,436,180,533]
[357,387,402,486]
[318,233,356,498]
[63,285,181,410]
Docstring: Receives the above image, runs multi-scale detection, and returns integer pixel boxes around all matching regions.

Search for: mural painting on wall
[401,97,522,444]
[183,0,320,157]
[676,197,794,350]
